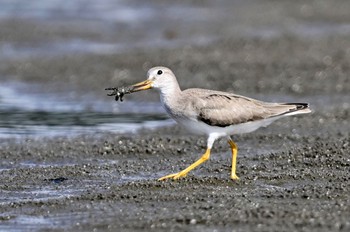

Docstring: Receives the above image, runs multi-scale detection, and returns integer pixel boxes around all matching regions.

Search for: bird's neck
[159,83,182,106]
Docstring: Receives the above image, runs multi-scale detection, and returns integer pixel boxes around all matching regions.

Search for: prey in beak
[105,80,153,102]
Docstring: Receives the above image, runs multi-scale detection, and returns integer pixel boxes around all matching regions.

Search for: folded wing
[188,90,309,127]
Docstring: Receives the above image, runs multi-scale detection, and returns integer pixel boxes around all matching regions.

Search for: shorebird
[128,66,311,180]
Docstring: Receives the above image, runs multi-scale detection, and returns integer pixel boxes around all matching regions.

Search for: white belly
[176,116,282,136]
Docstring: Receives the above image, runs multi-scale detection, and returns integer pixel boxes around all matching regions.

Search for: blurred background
[0,0,349,139]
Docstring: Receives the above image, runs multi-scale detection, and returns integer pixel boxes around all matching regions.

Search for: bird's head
[131,66,177,93]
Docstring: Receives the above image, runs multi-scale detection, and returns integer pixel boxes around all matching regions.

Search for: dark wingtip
[296,103,309,110]
[283,103,309,110]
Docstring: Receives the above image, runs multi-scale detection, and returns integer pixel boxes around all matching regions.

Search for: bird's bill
[131,80,153,92]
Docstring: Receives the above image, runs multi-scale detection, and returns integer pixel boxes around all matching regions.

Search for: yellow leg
[228,139,239,180]
[158,148,211,181]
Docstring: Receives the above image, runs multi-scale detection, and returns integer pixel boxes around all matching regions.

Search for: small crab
[106,79,152,102]
[105,86,133,102]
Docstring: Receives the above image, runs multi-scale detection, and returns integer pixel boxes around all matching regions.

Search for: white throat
[155,78,180,102]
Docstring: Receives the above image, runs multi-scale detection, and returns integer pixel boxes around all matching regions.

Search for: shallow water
[0,81,172,138]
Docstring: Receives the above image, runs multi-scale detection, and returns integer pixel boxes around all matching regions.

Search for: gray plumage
[128,66,311,180]
[161,87,310,128]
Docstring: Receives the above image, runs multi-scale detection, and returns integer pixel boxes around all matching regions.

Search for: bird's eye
[157,70,163,75]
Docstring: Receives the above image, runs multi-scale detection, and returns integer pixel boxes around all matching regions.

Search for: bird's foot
[158,171,188,181]
[231,174,240,180]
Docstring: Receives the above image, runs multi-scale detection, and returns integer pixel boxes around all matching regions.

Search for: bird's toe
[231,174,240,180]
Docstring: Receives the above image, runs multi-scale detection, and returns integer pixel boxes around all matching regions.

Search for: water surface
[0,81,172,139]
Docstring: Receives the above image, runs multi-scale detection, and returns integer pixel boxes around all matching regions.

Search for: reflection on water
[0,82,172,138]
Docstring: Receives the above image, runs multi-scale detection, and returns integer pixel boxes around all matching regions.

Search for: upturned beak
[131,80,153,92]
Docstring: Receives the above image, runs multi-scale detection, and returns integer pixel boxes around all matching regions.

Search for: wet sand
[0,111,349,231]
[1,1,350,231]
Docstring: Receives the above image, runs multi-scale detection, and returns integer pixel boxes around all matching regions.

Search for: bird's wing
[186,89,301,127]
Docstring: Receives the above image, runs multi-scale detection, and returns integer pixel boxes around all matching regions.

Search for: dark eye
[157,70,163,75]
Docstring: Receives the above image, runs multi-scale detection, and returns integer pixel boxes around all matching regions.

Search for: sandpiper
[125,66,311,180]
